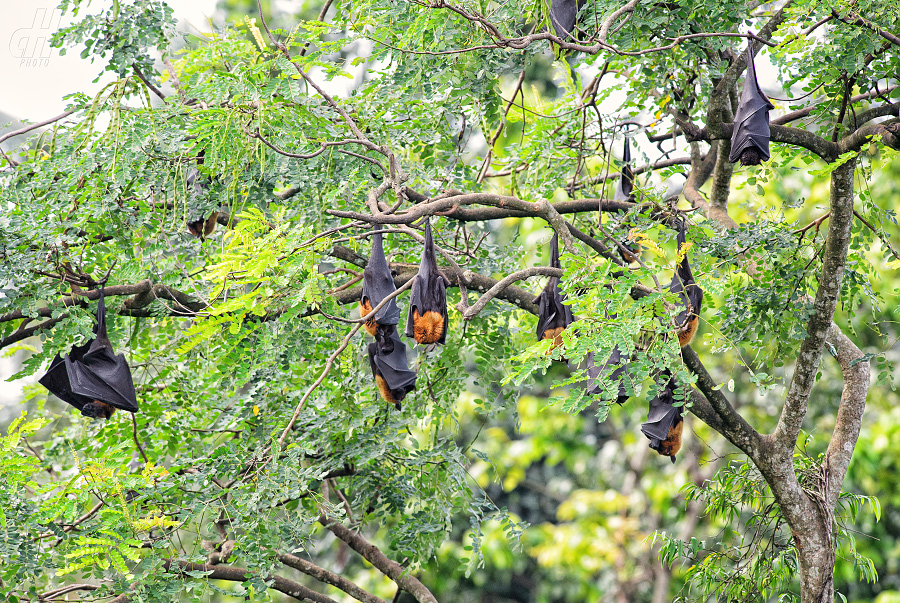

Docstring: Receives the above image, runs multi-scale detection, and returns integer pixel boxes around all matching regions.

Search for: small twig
[131,65,166,101]
[132,414,149,465]
[793,212,831,236]
[853,209,900,262]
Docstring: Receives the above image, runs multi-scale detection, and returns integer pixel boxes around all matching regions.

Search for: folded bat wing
[39,289,139,414]
[550,0,582,39]
[406,220,449,344]
[613,138,635,202]
[669,221,704,347]
[361,225,401,327]
[640,373,680,443]
[368,326,417,408]
[38,342,95,412]
[534,232,574,341]
[728,42,775,165]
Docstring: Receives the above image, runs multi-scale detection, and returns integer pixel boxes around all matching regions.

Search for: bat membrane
[550,0,583,40]
[728,41,775,166]
[534,232,574,350]
[613,137,635,202]
[669,220,703,348]
[39,288,139,419]
[185,164,219,239]
[406,220,450,345]
[367,325,416,409]
[360,225,401,330]
[640,371,684,463]
[585,346,631,405]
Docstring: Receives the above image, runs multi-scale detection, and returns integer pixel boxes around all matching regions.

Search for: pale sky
[0,0,219,123]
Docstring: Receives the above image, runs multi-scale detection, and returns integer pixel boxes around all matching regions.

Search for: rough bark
[682,127,868,602]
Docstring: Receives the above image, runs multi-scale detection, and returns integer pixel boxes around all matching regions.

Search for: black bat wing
[669,221,704,334]
[38,344,95,412]
[71,290,139,412]
[39,290,139,414]
[728,42,775,164]
[361,225,400,326]
[550,0,582,39]
[371,329,417,401]
[613,138,635,202]
[535,233,574,339]
[406,221,449,344]
[640,373,681,443]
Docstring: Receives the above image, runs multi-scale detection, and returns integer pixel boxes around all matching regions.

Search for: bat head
[651,417,683,460]
[739,147,762,166]
[81,401,116,420]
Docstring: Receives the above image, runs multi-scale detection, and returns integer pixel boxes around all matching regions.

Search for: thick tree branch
[278,553,388,603]
[462,267,561,319]
[318,515,438,603]
[822,323,870,507]
[773,157,857,454]
[681,345,762,456]
[682,141,719,213]
[110,560,339,603]
[329,193,579,252]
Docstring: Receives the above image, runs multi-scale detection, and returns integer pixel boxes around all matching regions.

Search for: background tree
[1,0,899,602]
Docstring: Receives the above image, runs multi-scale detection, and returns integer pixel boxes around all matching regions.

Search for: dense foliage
[1,0,899,602]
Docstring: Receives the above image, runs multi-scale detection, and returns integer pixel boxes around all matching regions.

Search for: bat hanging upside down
[359,225,417,407]
[38,288,140,420]
[669,219,703,348]
[534,232,574,352]
[407,220,450,345]
[641,371,684,463]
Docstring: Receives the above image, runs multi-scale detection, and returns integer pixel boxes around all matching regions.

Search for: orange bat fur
[656,419,683,461]
[374,374,401,410]
[541,326,566,350]
[204,211,219,237]
[677,316,699,348]
[412,309,445,344]
[620,244,642,264]
[359,300,377,336]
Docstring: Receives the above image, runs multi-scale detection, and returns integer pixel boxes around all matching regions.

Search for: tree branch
[822,323,870,507]
[773,157,857,454]
[318,515,438,603]
[277,553,388,603]
[681,344,762,456]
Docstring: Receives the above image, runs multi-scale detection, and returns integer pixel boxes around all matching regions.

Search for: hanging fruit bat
[185,155,219,239]
[550,0,583,40]
[367,324,416,409]
[728,40,775,166]
[585,346,631,405]
[534,232,574,348]
[39,288,139,419]
[613,137,635,202]
[360,225,401,336]
[610,139,642,263]
[669,220,703,347]
[640,371,683,463]
[406,220,450,345]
